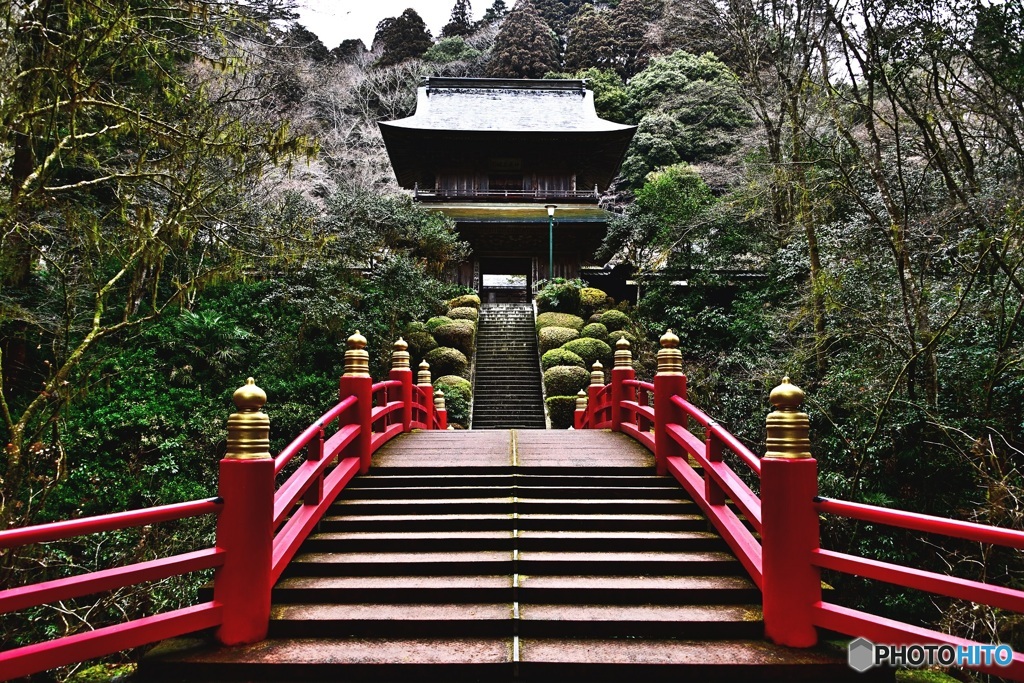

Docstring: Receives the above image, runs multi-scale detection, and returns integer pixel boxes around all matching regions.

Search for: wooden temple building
[380,77,636,301]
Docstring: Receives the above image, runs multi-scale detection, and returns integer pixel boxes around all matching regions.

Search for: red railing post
[214,378,274,646]
[761,377,820,648]
[417,360,435,429]
[587,361,604,428]
[339,331,373,474]
[434,390,448,430]
[574,390,587,429]
[610,337,635,432]
[391,338,413,432]
[653,330,687,476]
[304,427,325,506]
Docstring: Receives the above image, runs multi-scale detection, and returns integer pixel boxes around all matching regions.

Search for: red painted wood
[815,498,1024,548]
[272,457,360,582]
[437,408,448,430]
[675,429,762,532]
[812,601,1024,680]
[653,375,687,476]
[323,424,360,462]
[586,384,603,428]
[339,374,373,474]
[303,429,325,506]
[761,457,819,647]
[665,456,763,588]
[0,602,223,682]
[274,395,357,475]
[416,385,435,429]
[391,367,413,432]
[610,366,635,433]
[214,458,274,645]
[0,499,221,551]
[370,422,404,451]
[812,549,1024,612]
[666,423,706,460]
[370,400,404,424]
[705,432,726,506]
[707,422,761,474]
[620,400,655,425]
[0,548,224,616]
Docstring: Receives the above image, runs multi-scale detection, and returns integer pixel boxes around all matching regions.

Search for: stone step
[283,550,514,577]
[273,574,513,604]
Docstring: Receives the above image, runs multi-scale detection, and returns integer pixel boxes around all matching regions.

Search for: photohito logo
[848,638,1014,672]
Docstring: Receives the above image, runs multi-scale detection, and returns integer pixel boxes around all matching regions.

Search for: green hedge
[536,311,586,332]
[580,287,608,316]
[562,337,612,368]
[448,306,479,322]
[609,330,638,348]
[405,330,437,363]
[544,365,590,397]
[435,375,472,428]
[424,347,469,379]
[447,294,481,309]
[600,309,629,331]
[432,319,476,356]
[541,348,586,371]
[426,315,454,332]
[546,396,577,429]
[581,322,609,343]
[536,278,582,314]
[539,326,579,353]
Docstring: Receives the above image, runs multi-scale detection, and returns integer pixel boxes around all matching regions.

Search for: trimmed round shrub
[539,326,579,354]
[580,287,608,315]
[588,313,604,324]
[600,309,629,331]
[609,330,638,348]
[544,365,590,397]
[426,316,454,332]
[562,337,612,368]
[541,348,586,371]
[432,320,476,356]
[406,321,429,334]
[536,278,582,314]
[435,375,472,428]
[447,294,481,310]
[581,322,609,342]
[448,306,479,322]
[546,396,577,429]
[424,347,469,379]
[536,312,585,332]
[405,330,437,362]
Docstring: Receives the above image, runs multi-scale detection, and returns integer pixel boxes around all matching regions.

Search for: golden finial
[225,377,270,460]
[764,377,811,459]
[391,337,411,370]
[343,330,370,377]
[417,360,432,386]
[613,336,632,369]
[434,389,446,410]
[590,360,605,386]
[576,389,588,411]
[657,329,683,375]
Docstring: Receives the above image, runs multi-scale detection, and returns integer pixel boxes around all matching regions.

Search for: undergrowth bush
[539,326,579,353]
[541,348,586,371]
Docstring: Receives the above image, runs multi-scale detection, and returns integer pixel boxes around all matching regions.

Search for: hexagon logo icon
[848,637,875,672]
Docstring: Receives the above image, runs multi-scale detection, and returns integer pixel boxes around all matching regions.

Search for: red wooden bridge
[1,331,1022,681]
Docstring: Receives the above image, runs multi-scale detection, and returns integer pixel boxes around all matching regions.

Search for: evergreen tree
[564,4,615,71]
[373,8,433,67]
[611,0,662,77]
[443,0,475,37]
[533,0,583,37]
[284,24,330,62]
[487,1,561,77]
[332,38,368,63]
[481,0,510,24]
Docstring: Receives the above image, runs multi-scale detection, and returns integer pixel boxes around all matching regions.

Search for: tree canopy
[487,0,561,78]
[373,8,433,66]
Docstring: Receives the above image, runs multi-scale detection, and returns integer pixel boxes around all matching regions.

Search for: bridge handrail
[574,331,1023,680]
[0,333,447,682]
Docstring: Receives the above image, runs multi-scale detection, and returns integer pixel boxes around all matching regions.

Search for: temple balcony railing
[413,185,601,203]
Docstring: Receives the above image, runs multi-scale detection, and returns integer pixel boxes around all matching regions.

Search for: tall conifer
[443,0,475,38]
[564,4,615,71]
[486,1,560,77]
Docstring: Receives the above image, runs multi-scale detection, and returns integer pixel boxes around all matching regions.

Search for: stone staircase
[144,431,869,681]
[471,303,546,429]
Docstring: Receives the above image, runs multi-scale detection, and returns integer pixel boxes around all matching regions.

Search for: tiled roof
[382,78,633,133]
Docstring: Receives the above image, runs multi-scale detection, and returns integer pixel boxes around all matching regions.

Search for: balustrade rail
[576,331,1024,680]
[0,333,446,681]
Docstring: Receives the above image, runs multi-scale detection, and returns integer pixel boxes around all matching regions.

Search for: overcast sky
[293,1,480,50]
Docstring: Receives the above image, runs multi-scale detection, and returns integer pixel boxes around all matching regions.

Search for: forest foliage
[1,0,1023,678]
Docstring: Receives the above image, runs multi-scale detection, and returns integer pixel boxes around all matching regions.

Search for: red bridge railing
[0,333,446,681]
[576,331,1024,680]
